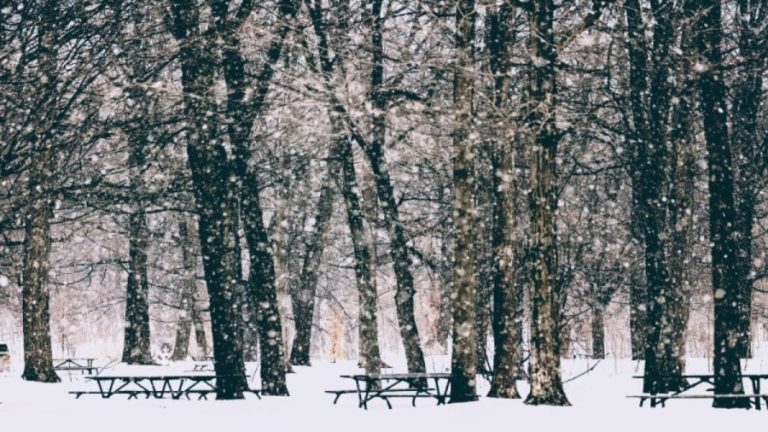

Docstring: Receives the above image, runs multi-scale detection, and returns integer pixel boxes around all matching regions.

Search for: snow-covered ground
[2,357,767,431]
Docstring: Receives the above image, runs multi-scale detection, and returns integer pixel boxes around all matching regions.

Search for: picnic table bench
[628,374,768,409]
[70,375,261,400]
[54,358,97,375]
[328,373,452,409]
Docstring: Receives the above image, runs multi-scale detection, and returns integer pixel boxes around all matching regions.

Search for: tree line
[0,0,766,407]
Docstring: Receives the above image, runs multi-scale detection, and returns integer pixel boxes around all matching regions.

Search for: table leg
[751,378,760,410]
[432,377,445,405]
[353,378,366,409]
[95,379,108,398]
[174,378,186,400]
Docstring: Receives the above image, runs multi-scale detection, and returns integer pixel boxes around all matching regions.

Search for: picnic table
[328,373,452,409]
[70,375,261,400]
[629,374,768,409]
[54,358,97,375]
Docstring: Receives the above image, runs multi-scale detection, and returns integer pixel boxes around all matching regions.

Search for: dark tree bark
[242,294,260,363]
[590,304,605,359]
[122,122,153,365]
[21,1,60,384]
[359,169,383,374]
[486,3,522,399]
[172,220,207,361]
[290,173,335,366]
[731,0,766,358]
[167,0,248,399]
[474,161,493,374]
[523,0,569,406]
[209,0,295,395]
[665,33,697,377]
[449,0,479,404]
[21,143,59,383]
[624,0,685,394]
[689,0,750,409]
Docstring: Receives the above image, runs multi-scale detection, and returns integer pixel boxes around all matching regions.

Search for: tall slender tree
[166,0,248,399]
[689,0,750,409]
[449,0,479,404]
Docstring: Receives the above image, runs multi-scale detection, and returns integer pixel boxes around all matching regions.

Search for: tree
[522,0,565,406]
[210,0,293,396]
[166,0,248,399]
[121,3,155,365]
[623,0,689,394]
[486,1,523,399]
[304,0,421,376]
[449,0,479,404]
[731,0,768,358]
[172,219,208,361]
[689,0,750,409]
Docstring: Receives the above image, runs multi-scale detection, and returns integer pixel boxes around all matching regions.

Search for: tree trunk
[486,7,523,391]
[332,133,382,375]
[474,163,493,374]
[172,220,201,361]
[664,38,697,380]
[449,0,478,404]
[624,0,683,394]
[21,2,59,383]
[629,268,646,360]
[290,172,335,365]
[358,2,424,377]
[271,154,303,371]
[212,0,293,395]
[242,295,260,363]
[689,0,749,409]
[436,185,453,352]
[524,0,569,406]
[591,305,605,359]
[731,0,764,358]
[359,168,383,373]
[484,6,521,399]
[169,0,248,399]
[21,143,59,383]
[122,129,153,365]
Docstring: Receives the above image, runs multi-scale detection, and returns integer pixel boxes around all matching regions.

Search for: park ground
[1,357,767,432]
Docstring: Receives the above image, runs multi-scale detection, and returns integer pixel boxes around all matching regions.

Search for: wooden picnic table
[71,375,261,400]
[330,372,452,409]
[630,374,768,409]
[54,358,97,375]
